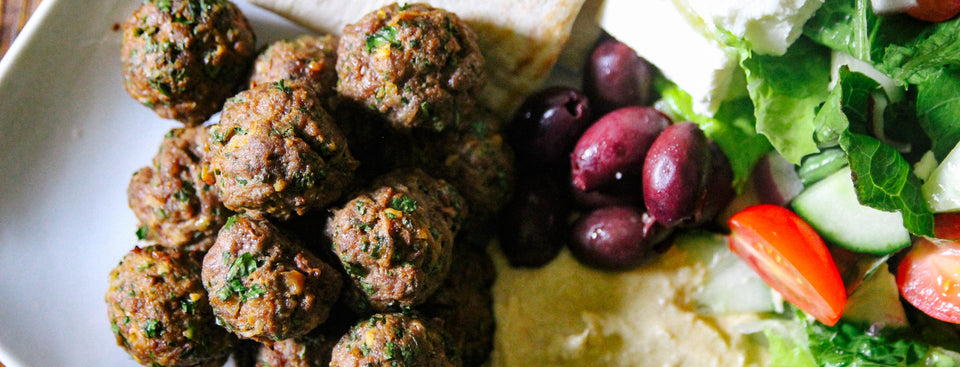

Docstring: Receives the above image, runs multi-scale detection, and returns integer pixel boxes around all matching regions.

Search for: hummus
[488,244,768,366]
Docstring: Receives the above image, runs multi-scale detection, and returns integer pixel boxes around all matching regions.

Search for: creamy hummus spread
[488,245,768,366]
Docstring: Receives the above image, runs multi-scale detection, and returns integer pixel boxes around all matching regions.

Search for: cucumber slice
[923,142,960,212]
[792,167,911,254]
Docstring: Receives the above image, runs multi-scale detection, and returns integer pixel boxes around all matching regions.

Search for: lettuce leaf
[765,309,960,367]
[916,69,960,160]
[812,67,933,236]
[740,37,832,164]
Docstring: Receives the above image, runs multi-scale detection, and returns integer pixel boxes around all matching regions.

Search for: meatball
[106,246,236,367]
[326,170,466,311]
[249,34,339,111]
[128,127,231,251]
[336,3,485,132]
[251,304,356,367]
[121,0,256,125]
[202,214,343,342]
[330,313,457,367]
[204,83,359,220]
[420,247,496,367]
[411,111,515,220]
[252,329,338,367]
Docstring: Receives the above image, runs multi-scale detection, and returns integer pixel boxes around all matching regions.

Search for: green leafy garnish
[389,195,417,213]
[365,26,400,53]
[142,319,162,338]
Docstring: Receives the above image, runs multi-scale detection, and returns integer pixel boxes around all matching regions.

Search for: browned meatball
[204,83,359,220]
[202,214,343,342]
[106,246,236,367]
[420,247,495,367]
[128,127,232,251]
[330,313,457,367]
[251,305,355,367]
[121,0,256,125]
[249,34,339,111]
[325,170,466,311]
[336,3,485,132]
[412,111,515,219]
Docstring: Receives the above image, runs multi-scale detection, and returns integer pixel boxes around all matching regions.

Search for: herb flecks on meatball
[128,127,231,251]
[330,313,458,367]
[121,0,256,125]
[336,2,485,132]
[326,170,466,312]
[106,246,236,367]
[249,34,340,111]
[205,83,359,220]
[202,214,343,343]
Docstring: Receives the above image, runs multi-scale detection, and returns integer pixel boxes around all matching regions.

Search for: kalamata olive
[569,175,645,209]
[570,106,670,192]
[569,206,673,271]
[584,35,655,115]
[643,122,712,227]
[498,174,571,268]
[509,86,591,173]
[694,141,735,225]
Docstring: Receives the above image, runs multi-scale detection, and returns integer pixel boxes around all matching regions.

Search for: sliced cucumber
[792,167,910,254]
[923,142,960,212]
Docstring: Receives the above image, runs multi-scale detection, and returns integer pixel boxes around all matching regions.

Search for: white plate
[0,1,312,365]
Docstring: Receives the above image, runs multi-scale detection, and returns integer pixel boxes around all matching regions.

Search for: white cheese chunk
[599,0,740,116]
[683,0,825,56]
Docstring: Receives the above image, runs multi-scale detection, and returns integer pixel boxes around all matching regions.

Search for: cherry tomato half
[897,214,960,324]
[908,0,960,22]
[728,204,847,326]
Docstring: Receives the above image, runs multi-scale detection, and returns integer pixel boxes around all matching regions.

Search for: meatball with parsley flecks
[326,169,466,312]
[329,313,459,367]
[249,34,340,111]
[336,2,485,132]
[251,304,356,367]
[128,126,232,251]
[420,246,496,367]
[106,245,236,367]
[202,214,343,343]
[406,110,515,222]
[121,0,256,125]
[204,82,359,221]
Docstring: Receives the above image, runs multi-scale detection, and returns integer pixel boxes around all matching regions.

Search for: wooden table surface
[1,0,43,61]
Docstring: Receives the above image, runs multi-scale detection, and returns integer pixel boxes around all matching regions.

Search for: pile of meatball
[106,1,512,367]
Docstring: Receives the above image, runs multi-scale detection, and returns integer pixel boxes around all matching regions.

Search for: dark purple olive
[569,206,673,271]
[569,175,644,209]
[509,86,591,173]
[643,122,712,227]
[570,106,670,192]
[693,141,734,225]
[498,174,571,268]
[584,36,655,115]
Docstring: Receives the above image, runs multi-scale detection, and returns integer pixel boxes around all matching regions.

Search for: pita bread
[245,0,588,119]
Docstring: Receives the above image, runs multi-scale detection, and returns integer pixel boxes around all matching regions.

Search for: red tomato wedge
[897,213,960,324]
[908,0,960,22]
[728,204,847,326]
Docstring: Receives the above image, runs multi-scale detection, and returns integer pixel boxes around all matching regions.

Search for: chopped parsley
[135,226,148,240]
[389,195,418,213]
[142,319,162,338]
[272,79,292,94]
[365,26,400,53]
[217,252,264,302]
[222,215,238,231]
